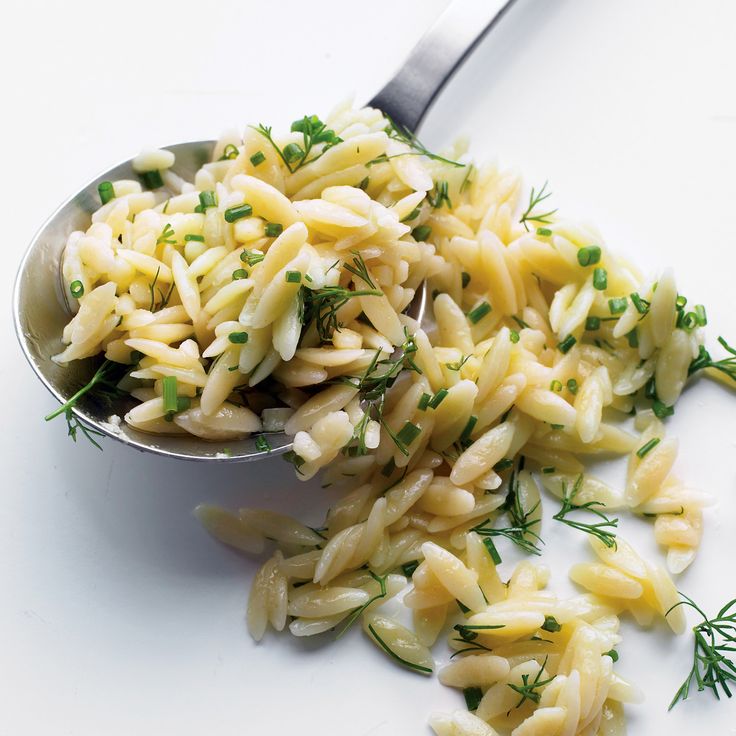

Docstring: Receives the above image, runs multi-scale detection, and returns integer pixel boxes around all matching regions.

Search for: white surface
[2,0,736,733]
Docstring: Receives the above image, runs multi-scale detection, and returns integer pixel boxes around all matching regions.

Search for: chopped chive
[577,245,601,267]
[428,389,448,409]
[493,458,514,472]
[468,301,492,324]
[644,376,657,400]
[693,304,707,326]
[232,268,249,280]
[605,649,619,662]
[69,280,84,299]
[97,181,114,204]
[184,233,205,242]
[460,416,477,442]
[282,142,305,164]
[566,378,579,394]
[541,615,562,633]
[255,435,271,453]
[536,227,552,237]
[418,393,431,411]
[176,396,191,413]
[550,380,563,392]
[510,330,520,343]
[463,687,483,711]
[627,328,639,348]
[249,150,266,167]
[542,466,556,474]
[675,294,687,309]
[241,250,265,266]
[412,225,432,241]
[285,270,302,283]
[358,176,369,191]
[585,316,601,331]
[219,143,239,160]
[141,170,163,189]
[652,400,674,419]
[593,267,608,291]
[381,458,396,477]
[401,560,419,577]
[162,375,178,414]
[461,272,471,288]
[482,537,502,565]
[630,292,649,314]
[550,423,565,430]
[456,600,471,614]
[224,203,252,222]
[265,222,283,237]
[637,437,661,458]
[608,297,628,315]
[199,190,217,210]
[228,331,249,344]
[396,421,421,447]
[557,335,577,354]
[400,207,420,223]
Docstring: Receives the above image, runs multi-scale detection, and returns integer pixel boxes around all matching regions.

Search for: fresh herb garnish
[519,181,557,231]
[688,337,736,383]
[552,475,618,548]
[336,571,388,639]
[366,622,433,674]
[507,657,554,709]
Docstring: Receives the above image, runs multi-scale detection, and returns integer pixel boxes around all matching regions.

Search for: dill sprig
[336,570,388,639]
[668,593,736,710]
[252,115,342,174]
[552,475,618,548]
[370,116,464,168]
[688,336,736,383]
[44,360,128,449]
[471,461,544,556]
[519,181,557,231]
[507,656,554,709]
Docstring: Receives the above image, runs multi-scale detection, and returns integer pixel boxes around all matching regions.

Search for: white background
[2,0,736,734]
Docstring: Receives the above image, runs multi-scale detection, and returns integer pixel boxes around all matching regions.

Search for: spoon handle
[369,0,517,133]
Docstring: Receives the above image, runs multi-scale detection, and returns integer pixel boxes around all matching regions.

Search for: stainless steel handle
[369,0,517,133]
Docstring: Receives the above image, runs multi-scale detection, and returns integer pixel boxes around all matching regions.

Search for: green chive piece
[557,335,577,354]
[694,304,707,326]
[542,615,562,633]
[585,316,601,331]
[536,227,553,237]
[461,272,471,288]
[418,393,431,411]
[630,292,649,314]
[199,190,217,210]
[550,380,563,392]
[550,423,564,430]
[184,233,205,242]
[401,560,419,577]
[400,207,420,223]
[255,435,271,452]
[396,421,421,447]
[468,301,492,324]
[463,687,483,711]
[456,600,471,614]
[141,170,163,189]
[249,151,266,167]
[636,437,661,458]
[675,294,687,308]
[265,222,283,237]
[644,376,657,400]
[285,270,302,283]
[608,297,628,315]
[428,389,448,409]
[542,466,556,474]
[228,331,249,344]
[652,399,674,419]
[358,176,369,191]
[577,245,602,267]
[162,375,178,414]
[593,267,608,291]
[605,649,619,662]
[510,330,520,343]
[493,458,514,472]
[241,250,265,266]
[98,181,115,204]
[232,268,249,280]
[69,280,84,299]
[627,328,639,348]
[566,378,579,394]
[176,396,191,413]
[460,415,477,442]
[282,142,305,164]
[412,225,432,242]
[224,203,252,222]
[482,537,502,565]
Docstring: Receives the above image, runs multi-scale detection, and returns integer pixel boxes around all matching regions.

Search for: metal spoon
[13,0,515,462]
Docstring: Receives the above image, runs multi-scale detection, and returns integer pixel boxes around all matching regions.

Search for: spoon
[13,0,516,463]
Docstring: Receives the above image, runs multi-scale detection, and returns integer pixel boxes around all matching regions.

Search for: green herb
[636,437,661,458]
[249,150,266,167]
[541,615,562,633]
[428,180,451,209]
[400,207,420,222]
[542,466,555,474]
[285,270,302,284]
[69,280,84,299]
[577,246,601,267]
[97,181,115,204]
[688,337,736,384]
[254,435,271,453]
[668,594,736,709]
[228,332,248,344]
[608,297,627,315]
[199,190,217,210]
[483,537,502,565]
[412,225,432,242]
[446,355,471,372]
[557,335,576,354]
[357,176,369,191]
[460,163,475,192]
[184,233,205,242]
[381,116,464,168]
[566,378,578,394]
[553,475,618,548]
[508,657,554,709]
[265,222,283,237]
[461,272,471,288]
[241,250,265,266]
[585,316,601,331]
[550,380,563,392]
[536,227,552,237]
[605,649,619,662]
[630,292,650,315]
[493,458,514,473]
[367,622,433,674]
[593,268,608,291]
[653,399,674,419]
[282,450,306,475]
[224,203,252,222]
[219,143,239,160]
[459,415,477,444]
[463,687,483,711]
[162,375,178,414]
[627,328,639,348]
[428,388,448,409]
[232,268,249,280]
[396,421,421,447]
[157,223,176,245]
[519,181,557,231]
[401,560,419,577]
[454,623,505,643]
[468,301,492,324]
[336,571,388,638]
[510,330,520,343]
[141,170,163,189]
[418,393,431,411]
[550,424,564,430]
